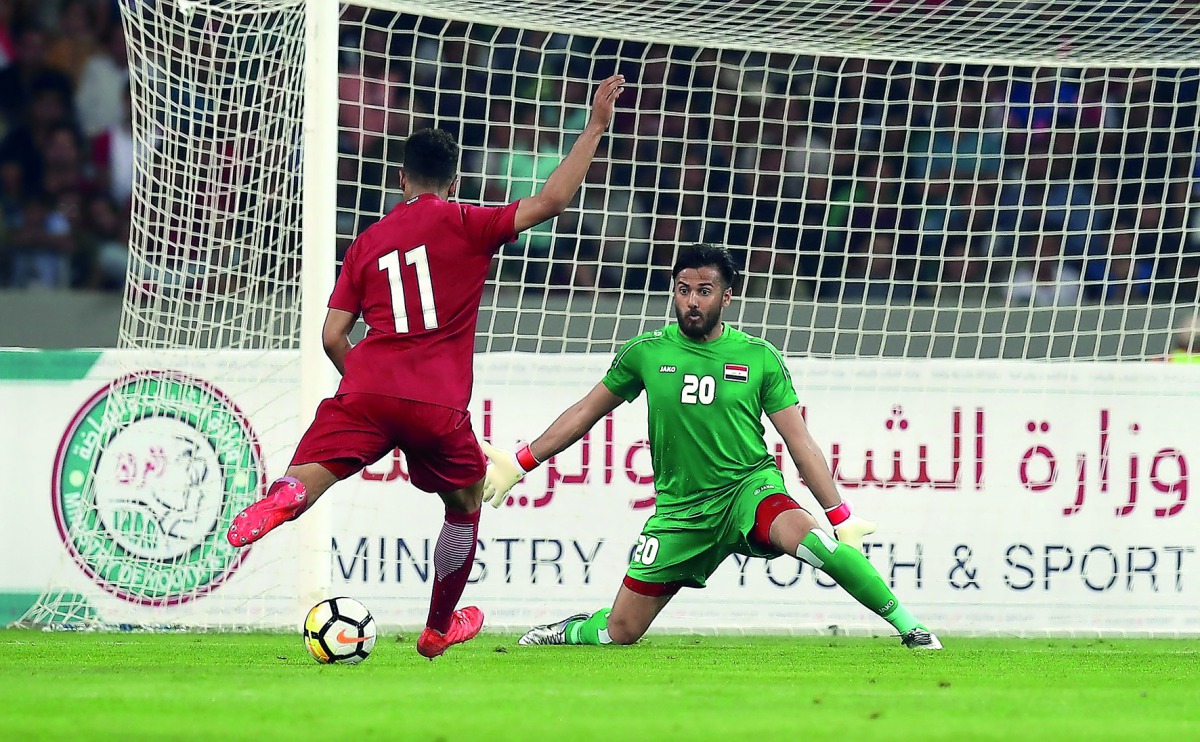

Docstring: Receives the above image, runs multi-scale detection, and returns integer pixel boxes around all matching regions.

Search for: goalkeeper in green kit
[481,243,942,650]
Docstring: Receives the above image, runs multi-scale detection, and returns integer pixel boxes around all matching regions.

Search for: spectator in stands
[1134,200,1189,301]
[743,224,800,300]
[821,156,902,299]
[584,182,653,291]
[938,181,997,287]
[7,190,74,288]
[0,157,20,224]
[912,159,955,283]
[1003,231,1082,306]
[0,157,9,284]
[909,81,1002,184]
[54,186,92,284]
[997,139,1109,261]
[1077,68,1120,133]
[41,123,92,198]
[338,25,408,161]
[74,23,127,139]
[783,120,832,200]
[1084,220,1154,303]
[82,193,126,290]
[841,234,916,303]
[1101,70,1192,208]
[44,0,97,85]
[483,103,561,282]
[645,215,693,292]
[336,24,429,234]
[1004,67,1080,154]
[0,25,72,122]
[0,0,17,71]
[0,84,71,193]
[90,86,132,209]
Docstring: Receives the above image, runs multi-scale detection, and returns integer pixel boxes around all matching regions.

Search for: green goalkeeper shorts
[625,468,794,589]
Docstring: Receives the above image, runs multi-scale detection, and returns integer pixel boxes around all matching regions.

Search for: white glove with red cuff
[481,441,540,508]
[824,501,877,551]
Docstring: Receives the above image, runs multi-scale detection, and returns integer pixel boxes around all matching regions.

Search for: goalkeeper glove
[480,441,540,508]
[824,501,877,551]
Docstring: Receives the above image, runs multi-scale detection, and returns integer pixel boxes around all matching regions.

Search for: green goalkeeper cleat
[900,627,943,650]
[518,613,590,646]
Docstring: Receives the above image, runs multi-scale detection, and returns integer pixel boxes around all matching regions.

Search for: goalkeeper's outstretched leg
[765,505,942,650]
[519,577,678,646]
[518,499,942,650]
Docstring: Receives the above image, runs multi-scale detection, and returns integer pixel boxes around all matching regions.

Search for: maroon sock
[426,508,480,633]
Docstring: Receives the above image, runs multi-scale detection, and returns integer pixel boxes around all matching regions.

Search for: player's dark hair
[402,128,459,187]
[671,243,739,290]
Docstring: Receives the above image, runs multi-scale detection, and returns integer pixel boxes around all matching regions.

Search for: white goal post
[15,0,1200,634]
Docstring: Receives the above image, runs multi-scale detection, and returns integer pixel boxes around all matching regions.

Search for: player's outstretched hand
[586,74,625,133]
[833,515,877,551]
[480,441,527,508]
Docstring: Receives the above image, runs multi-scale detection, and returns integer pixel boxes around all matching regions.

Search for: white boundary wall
[2,349,1198,636]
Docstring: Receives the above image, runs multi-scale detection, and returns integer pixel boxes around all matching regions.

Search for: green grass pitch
[1,630,1197,740]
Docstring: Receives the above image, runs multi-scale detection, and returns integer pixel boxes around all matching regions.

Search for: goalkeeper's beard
[675,305,720,340]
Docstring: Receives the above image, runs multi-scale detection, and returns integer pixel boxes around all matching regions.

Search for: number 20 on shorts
[632,535,660,565]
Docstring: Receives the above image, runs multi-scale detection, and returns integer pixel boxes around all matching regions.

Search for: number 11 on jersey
[378,246,439,334]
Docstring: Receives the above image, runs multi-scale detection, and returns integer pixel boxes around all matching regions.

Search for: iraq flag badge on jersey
[724,364,749,382]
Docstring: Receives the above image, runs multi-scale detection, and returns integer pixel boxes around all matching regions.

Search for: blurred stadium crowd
[338,10,1200,306]
[0,0,129,291]
[3,1,1199,309]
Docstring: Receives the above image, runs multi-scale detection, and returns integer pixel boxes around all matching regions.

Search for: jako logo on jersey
[724,364,749,382]
[659,365,677,373]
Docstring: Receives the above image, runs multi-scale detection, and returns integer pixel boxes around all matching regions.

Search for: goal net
[19,0,1200,633]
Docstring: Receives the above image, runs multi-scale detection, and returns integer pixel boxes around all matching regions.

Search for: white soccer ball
[303,597,377,664]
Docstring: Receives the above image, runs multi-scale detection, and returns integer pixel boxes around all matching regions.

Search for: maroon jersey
[328,193,519,411]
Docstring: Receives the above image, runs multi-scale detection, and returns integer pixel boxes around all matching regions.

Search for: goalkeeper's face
[673,266,732,341]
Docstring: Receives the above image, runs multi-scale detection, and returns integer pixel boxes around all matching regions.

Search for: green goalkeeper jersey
[601,323,799,517]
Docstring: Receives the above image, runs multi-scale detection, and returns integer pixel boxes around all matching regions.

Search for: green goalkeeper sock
[565,608,613,645]
[797,529,922,634]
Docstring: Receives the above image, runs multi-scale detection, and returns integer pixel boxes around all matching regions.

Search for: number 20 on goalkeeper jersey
[600,324,799,515]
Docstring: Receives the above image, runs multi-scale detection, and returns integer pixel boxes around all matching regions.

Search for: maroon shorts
[290,393,485,493]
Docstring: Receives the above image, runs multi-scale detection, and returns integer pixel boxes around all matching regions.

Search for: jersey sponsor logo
[53,372,263,606]
[724,364,749,382]
[658,365,677,373]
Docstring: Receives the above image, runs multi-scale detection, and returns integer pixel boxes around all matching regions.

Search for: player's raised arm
[511,74,625,234]
[481,382,625,507]
[767,404,877,550]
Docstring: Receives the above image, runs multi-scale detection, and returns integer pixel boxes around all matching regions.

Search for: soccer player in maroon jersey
[226,74,625,659]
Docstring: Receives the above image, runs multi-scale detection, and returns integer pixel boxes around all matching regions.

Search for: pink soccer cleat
[226,477,308,547]
[416,606,485,659]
